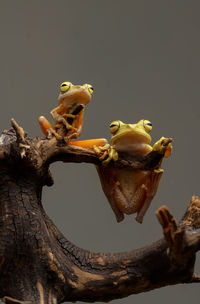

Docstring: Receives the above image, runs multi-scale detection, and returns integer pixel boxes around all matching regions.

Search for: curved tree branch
[0,120,198,304]
[39,134,172,170]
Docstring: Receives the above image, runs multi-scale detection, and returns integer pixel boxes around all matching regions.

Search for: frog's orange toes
[38,116,62,140]
[70,138,108,149]
[99,150,109,161]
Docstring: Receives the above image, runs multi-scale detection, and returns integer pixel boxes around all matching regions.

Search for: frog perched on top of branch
[38,81,94,142]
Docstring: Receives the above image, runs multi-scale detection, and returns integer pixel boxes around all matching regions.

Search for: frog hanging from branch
[71,119,172,223]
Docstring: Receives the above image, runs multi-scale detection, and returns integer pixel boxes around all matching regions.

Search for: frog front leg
[153,136,173,158]
[50,108,77,132]
[94,144,118,165]
[64,109,85,142]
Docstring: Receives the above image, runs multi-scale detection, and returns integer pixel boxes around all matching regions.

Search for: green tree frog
[38,81,94,142]
[94,119,172,223]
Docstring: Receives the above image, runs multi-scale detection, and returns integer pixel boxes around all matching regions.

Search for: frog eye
[143,120,152,133]
[86,84,94,95]
[110,120,120,134]
[60,81,72,92]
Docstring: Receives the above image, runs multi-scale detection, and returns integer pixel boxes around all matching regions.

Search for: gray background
[0,0,199,303]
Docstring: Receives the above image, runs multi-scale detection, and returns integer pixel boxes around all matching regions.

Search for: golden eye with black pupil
[60,81,72,92]
[86,84,94,95]
[110,120,120,134]
[143,120,152,133]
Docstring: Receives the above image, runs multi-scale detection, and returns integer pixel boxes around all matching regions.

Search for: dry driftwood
[0,119,199,304]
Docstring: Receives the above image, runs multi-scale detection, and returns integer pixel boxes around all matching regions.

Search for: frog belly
[96,166,150,222]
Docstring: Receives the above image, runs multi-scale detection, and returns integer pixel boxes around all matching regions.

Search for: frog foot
[64,131,80,143]
[153,137,173,158]
[46,128,62,140]
[93,143,110,155]
[64,121,78,131]
[58,117,77,132]
[94,143,109,161]
[94,144,118,166]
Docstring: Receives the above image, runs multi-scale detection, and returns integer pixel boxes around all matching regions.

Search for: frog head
[58,81,94,108]
[110,119,152,148]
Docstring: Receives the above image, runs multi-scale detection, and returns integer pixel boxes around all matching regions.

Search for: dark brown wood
[0,121,199,304]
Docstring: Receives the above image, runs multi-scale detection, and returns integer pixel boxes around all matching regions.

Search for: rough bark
[0,120,199,304]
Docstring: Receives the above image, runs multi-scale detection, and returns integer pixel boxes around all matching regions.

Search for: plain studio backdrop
[0,1,199,303]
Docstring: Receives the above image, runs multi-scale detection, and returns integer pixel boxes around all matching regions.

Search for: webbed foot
[46,128,62,140]
[64,131,79,143]
[153,137,173,158]
[94,144,118,165]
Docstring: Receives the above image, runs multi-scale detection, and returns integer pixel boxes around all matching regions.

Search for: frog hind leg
[69,138,108,149]
[113,181,146,217]
[107,189,125,223]
[136,170,163,223]
[96,166,124,222]
[38,116,62,140]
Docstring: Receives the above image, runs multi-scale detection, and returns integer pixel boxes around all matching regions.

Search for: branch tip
[156,206,183,258]
[156,205,177,231]
[10,119,30,158]
[10,118,26,143]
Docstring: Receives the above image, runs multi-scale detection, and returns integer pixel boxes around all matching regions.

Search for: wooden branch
[0,122,199,304]
[10,118,26,142]
[39,136,169,171]
[10,118,30,159]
